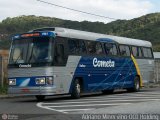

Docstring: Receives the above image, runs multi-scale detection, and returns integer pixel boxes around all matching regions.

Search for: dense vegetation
[0,85,7,94]
[0,13,160,51]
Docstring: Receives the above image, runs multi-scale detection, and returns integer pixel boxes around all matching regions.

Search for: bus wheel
[127,76,140,92]
[35,95,45,101]
[102,89,114,94]
[71,79,81,99]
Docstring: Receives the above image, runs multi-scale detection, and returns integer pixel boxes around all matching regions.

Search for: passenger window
[68,39,86,55]
[68,40,77,54]
[96,43,103,54]
[79,40,87,54]
[87,41,103,55]
[147,48,153,58]
[119,45,130,56]
[138,47,143,57]
[132,46,138,57]
[142,47,153,58]
[105,43,118,56]
[132,46,143,58]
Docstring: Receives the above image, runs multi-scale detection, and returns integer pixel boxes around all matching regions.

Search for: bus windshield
[9,37,53,67]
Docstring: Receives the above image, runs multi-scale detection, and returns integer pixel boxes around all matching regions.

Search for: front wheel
[71,79,81,99]
[127,76,140,92]
[35,95,45,101]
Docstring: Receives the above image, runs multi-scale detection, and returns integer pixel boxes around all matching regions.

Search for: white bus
[8,27,154,101]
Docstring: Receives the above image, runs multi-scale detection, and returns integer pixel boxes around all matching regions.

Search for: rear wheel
[127,76,140,92]
[35,95,45,101]
[71,79,81,99]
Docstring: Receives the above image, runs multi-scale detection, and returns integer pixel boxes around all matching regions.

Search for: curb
[144,83,160,88]
[0,95,33,99]
[0,95,9,99]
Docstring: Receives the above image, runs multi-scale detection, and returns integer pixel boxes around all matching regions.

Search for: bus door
[53,37,68,93]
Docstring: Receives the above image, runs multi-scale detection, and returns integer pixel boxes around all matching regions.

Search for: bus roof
[32,27,152,47]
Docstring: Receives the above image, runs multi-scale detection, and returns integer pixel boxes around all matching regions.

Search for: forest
[0,13,159,51]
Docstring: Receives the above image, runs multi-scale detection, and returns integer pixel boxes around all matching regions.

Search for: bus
[8,27,154,101]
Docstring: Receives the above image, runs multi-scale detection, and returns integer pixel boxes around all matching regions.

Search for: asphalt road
[0,88,160,120]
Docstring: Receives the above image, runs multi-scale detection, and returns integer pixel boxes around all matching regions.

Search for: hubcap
[76,83,81,94]
[135,80,140,90]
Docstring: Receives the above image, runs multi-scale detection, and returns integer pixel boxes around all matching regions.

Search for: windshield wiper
[14,55,21,64]
[14,49,23,64]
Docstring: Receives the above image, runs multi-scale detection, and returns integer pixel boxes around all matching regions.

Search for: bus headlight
[46,77,53,85]
[35,77,45,85]
[9,79,16,85]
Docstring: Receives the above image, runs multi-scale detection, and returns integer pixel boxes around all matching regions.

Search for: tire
[102,89,114,94]
[127,76,140,92]
[35,95,45,101]
[71,79,81,99]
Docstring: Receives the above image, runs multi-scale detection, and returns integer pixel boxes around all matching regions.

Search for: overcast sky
[0,0,160,23]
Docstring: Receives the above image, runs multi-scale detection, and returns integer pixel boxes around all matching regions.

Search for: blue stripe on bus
[69,56,137,93]
[8,76,52,87]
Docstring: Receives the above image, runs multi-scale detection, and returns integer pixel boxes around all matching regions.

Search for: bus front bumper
[8,86,57,96]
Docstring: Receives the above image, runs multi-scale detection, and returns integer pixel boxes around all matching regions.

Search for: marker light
[41,32,56,38]
[9,79,16,85]
[21,33,40,37]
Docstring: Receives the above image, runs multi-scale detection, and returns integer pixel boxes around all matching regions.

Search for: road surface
[0,88,160,120]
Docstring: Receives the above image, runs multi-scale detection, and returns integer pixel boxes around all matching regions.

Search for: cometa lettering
[19,64,32,68]
[93,58,115,67]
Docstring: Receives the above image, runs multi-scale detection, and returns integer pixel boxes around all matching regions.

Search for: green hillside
[0,13,160,51]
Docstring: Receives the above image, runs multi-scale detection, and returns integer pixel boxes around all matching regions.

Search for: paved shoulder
[80,100,160,114]
[37,89,160,114]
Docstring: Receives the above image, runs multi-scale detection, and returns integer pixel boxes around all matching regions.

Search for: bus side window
[132,46,138,57]
[105,43,118,56]
[87,41,103,55]
[68,40,77,54]
[138,47,143,57]
[147,48,153,58]
[68,39,87,55]
[119,45,130,56]
[79,40,87,54]
[55,44,65,65]
[132,46,143,58]
[87,41,96,54]
[142,47,153,58]
[95,42,103,55]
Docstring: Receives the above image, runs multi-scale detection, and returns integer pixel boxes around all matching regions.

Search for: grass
[0,85,8,95]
